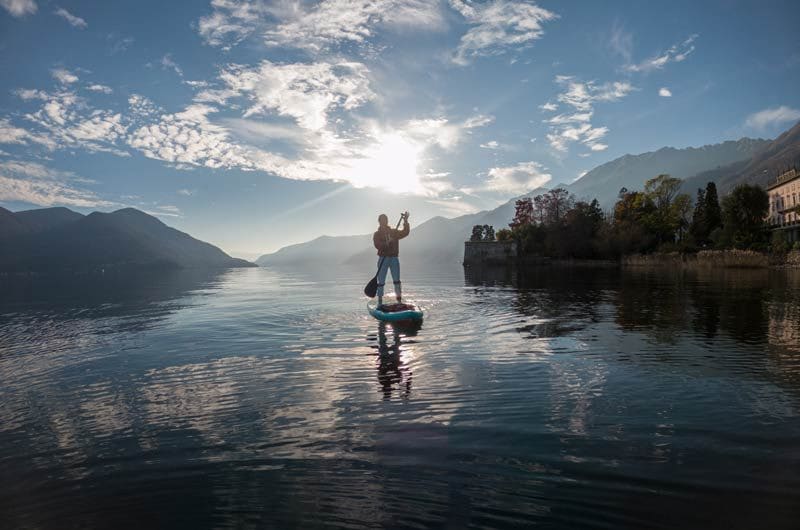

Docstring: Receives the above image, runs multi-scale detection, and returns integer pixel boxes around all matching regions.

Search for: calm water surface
[1,265,799,529]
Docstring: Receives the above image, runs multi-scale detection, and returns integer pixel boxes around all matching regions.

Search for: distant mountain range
[0,206,255,273]
[683,120,800,194]
[258,121,800,268]
[565,137,769,206]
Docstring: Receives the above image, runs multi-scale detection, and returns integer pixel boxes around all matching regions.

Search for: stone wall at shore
[786,250,800,267]
[463,240,516,266]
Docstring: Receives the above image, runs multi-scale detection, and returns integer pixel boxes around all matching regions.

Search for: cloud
[107,35,134,55]
[177,188,195,196]
[0,117,57,149]
[263,0,444,51]
[0,175,114,208]
[480,140,500,149]
[485,161,551,194]
[625,34,698,73]
[608,21,632,64]
[51,68,78,85]
[539,102,557,112]
[200,60,375,131]
[197,0,263,50]
[54,7,87,28]
[0,0,37,17]
[0,159,113,208]
[541,76,634,153]
[449,0,558,65]
[404,113,493,150]
[198,0,445,52]
[658,87,672,97]
[87,84,113,94]
[744,106,800,131]
[161,54,184,77]
[128,94,160,118]
[15,88,48,100]
[16,89,129,155]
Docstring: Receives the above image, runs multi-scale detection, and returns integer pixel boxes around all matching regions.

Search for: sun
[348,133,424,194]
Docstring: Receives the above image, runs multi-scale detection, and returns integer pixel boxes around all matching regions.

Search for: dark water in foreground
[1,265,799,529]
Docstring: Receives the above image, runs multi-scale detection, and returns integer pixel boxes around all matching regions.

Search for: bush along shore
[623,249,800,269]
[465,174,800,269]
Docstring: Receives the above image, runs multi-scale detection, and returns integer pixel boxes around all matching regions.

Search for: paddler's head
[378,214,388,227]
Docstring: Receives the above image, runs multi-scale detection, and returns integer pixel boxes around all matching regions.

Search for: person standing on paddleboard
[373,212,410,308]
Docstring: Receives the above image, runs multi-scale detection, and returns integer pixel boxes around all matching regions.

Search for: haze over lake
[2,265,799,528]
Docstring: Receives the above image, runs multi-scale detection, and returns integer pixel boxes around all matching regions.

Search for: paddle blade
[364,276,378,298]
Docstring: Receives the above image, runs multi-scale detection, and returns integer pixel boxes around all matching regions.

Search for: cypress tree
[690,188,707,244]
[704,182,722,233]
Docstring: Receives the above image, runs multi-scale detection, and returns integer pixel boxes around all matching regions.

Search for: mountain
[14,206,85,233]
[0,207,255,273]
[256,126,800,268]
[565,137,769,207]
[683,121,800,194]
[0,206,31,239]
[257,190,548,268]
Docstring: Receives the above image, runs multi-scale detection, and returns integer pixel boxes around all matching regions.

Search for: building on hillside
[767,167,800,243]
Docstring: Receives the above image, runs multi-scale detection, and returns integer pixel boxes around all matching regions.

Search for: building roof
[767,168,800,190]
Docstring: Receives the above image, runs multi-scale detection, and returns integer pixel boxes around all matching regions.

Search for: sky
[1,0,799,257]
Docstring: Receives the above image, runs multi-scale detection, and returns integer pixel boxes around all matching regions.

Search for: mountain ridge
[256,123,799,268]
[0,206,255,273]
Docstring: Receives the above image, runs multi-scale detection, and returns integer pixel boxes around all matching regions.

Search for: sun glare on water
[348,133,424,194]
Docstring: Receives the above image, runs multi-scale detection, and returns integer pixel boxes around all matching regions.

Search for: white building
[767,167,800,243]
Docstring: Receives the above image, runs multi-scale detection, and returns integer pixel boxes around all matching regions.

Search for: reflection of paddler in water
[371,322,417,400]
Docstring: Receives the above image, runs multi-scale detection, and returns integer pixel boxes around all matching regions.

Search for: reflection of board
[367,301,424,322]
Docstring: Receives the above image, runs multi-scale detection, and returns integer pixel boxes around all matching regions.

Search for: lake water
[1,264,799,529]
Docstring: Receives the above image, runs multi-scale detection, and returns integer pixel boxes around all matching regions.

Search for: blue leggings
[376,257,400,297]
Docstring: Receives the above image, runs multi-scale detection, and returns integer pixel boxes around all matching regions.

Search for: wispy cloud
[263,0,445,52]
[161,53,184,77]
[0,159,113,209]
[625,34,698,73]
[542,76,635,153]
[51,68,78,85]
[608,20,632,64]
[485,161,551,194]
[744,105,800,131]
[107,34,134,55]
[0,0,37,17]
[198,0,444,52]
[658,87,672,97]
[449,0,558,65]
[12,87,129,155]
[54,7,87,28]
[87,84,113,94]
[197,60,375,131]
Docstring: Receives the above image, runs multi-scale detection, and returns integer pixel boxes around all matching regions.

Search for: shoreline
[464,249,800,270]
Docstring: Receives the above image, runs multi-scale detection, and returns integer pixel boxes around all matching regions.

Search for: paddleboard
[367,300,424,322]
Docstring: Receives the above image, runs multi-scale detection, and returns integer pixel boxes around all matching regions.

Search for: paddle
[364,213,405,298]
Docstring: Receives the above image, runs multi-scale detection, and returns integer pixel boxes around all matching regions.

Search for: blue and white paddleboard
[367,300,424,322]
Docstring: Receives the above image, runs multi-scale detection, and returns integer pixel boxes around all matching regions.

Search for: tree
[510,198,533,229]
[496,228,512,241]
[643,174,689,246]
[560,199,605,257]
[672,194,693,243]
[720,184,769,249]
[690,187,707,244]
[645,174,682,211]
[483,225,495,241]
[470,225,484,241]
[542,188,575,226]
[704,182,722,234]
